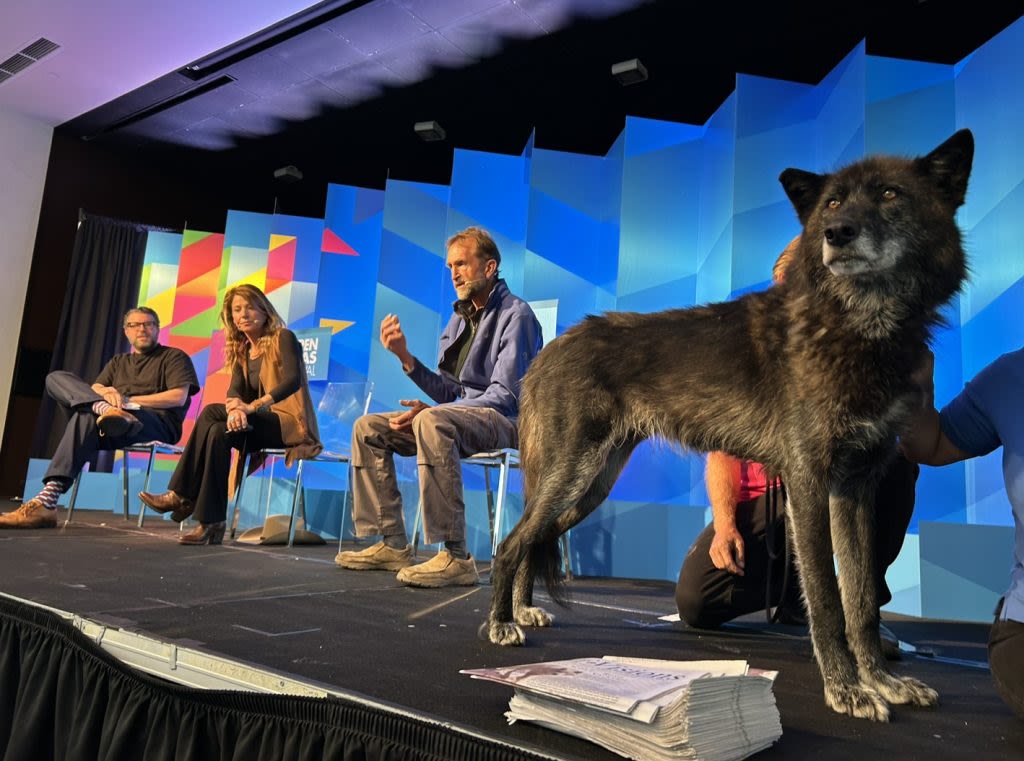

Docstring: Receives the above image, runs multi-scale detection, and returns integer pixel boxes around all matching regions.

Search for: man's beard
[133,337,157,354]
[456,277,489,300]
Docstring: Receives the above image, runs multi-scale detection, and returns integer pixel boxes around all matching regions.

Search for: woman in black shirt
[140,284,321,544]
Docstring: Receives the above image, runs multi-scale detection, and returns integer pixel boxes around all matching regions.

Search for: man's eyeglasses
[125,321,158,331]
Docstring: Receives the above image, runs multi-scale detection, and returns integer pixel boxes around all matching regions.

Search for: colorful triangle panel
[322,228,358,255]
[320,318,355,335]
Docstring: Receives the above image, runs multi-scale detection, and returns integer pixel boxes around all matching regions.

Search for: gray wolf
[483,130,974,721]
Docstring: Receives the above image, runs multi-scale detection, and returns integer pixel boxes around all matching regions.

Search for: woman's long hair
[220,284,286,370]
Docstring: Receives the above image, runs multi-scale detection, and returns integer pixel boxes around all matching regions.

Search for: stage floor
[0,504,1021,761]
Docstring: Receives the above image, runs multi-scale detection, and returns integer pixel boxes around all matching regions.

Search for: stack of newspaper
[461,656,781,761]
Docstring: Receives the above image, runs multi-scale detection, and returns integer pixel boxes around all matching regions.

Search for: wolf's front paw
[824,682,890,722]
[478,620,526,646]
[863,671,939,707]
[514,605,554,627]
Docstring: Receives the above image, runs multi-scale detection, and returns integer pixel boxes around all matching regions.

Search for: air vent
[21,38,60,60]
[0,54,34,76]
[0,37,61,85]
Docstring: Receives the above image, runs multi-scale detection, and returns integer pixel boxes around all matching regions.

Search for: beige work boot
[335,541,413,570]
[396,549,479,588]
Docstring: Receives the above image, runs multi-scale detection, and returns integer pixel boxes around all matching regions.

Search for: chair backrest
[315,381,373,454]
[527,299,558,347]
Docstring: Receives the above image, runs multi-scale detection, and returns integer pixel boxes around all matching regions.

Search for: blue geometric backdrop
[31,19,1023,621]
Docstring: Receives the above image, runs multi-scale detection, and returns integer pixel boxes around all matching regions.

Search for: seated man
[901,347,1024,719]
[336,227,542,587]
[0,306,199,529]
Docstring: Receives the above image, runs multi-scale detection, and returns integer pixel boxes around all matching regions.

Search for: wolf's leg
[485,438,620,646]
[485,479,586,645]
[830,489,938,709]
[512,440,639,629]
[786,473,891,721]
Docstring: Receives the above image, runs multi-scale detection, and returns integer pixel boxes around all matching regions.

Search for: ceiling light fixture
[414,120,447,142]
[611,58,648,86]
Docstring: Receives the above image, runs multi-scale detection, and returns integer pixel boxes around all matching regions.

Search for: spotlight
[273,165,303,183]
[611,58,648,86]
[414,120,447,142]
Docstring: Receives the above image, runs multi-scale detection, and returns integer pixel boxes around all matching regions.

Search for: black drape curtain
[0,597,544,761]
[31,212,158,462]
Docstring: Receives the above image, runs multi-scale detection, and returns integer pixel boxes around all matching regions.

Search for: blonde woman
[140,284,321,544]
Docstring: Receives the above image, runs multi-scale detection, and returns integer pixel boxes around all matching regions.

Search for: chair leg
[482,465,495,555]
[561,531,573,582]
[492,454,511,559]
[265,454,278,523]
[411,498,423,556]
[286,460,305,548]
[230,451,251,539]
[121,450,131,521]
[137,448,156,528]
[63,472,83,527]
[338,463,351,553]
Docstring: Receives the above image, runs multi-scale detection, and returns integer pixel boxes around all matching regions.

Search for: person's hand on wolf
[389,399,431,431]
[381,313,415,371]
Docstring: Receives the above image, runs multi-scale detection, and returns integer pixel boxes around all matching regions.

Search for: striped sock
[92,400,113,417]
[31,480,66,510]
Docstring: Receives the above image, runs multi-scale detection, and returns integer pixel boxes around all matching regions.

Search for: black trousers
[990,600,1024,719]
[42,371,175,486]
[167,404,284,524]
[676,455,918,628]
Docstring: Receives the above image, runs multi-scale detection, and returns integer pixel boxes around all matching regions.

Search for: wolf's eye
[882,188,898,201]
[826,198,841,210]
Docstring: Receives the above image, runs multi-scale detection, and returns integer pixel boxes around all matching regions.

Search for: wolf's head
[778,130,973,326]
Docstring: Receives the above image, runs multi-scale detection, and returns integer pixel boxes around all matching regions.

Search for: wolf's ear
[917,129,974,208]
[779,169,825,226]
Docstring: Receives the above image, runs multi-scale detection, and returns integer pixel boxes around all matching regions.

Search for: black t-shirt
[93,344,200,438]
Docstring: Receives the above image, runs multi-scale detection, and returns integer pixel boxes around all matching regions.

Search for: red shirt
[738,460,770,502]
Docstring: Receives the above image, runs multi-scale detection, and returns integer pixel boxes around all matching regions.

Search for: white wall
[0,108,52,441]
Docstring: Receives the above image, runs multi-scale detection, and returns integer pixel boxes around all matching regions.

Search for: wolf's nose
[824,219,860,247]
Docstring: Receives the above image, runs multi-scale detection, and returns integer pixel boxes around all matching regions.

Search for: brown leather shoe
[139,491,194,522]
[97,408,143,438]
[178,522,226,545]
[0,499,57,529]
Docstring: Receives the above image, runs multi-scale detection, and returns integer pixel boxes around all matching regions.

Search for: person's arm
[127,386,191,409]
[128,348,199,410]
[92,358,124,407]
[231,331,305,415]
[900,349,973,466]
[385,313,462,404]
[706,452,745,576]
[262,330,302,404]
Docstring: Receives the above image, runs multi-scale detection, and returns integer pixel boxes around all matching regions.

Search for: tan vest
[229,330,323,494]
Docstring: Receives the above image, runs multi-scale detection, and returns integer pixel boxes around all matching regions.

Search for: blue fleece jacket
[406,279,542,420]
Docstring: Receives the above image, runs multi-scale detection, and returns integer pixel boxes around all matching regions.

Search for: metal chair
[65,441,190,527]
[66,434,202,530]
[230,381,373,548]
[64,390,203,527]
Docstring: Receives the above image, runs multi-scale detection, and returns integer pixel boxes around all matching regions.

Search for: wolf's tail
[535,534,571,607]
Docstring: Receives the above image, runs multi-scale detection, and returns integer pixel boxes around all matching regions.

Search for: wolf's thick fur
[484,131,974,721]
